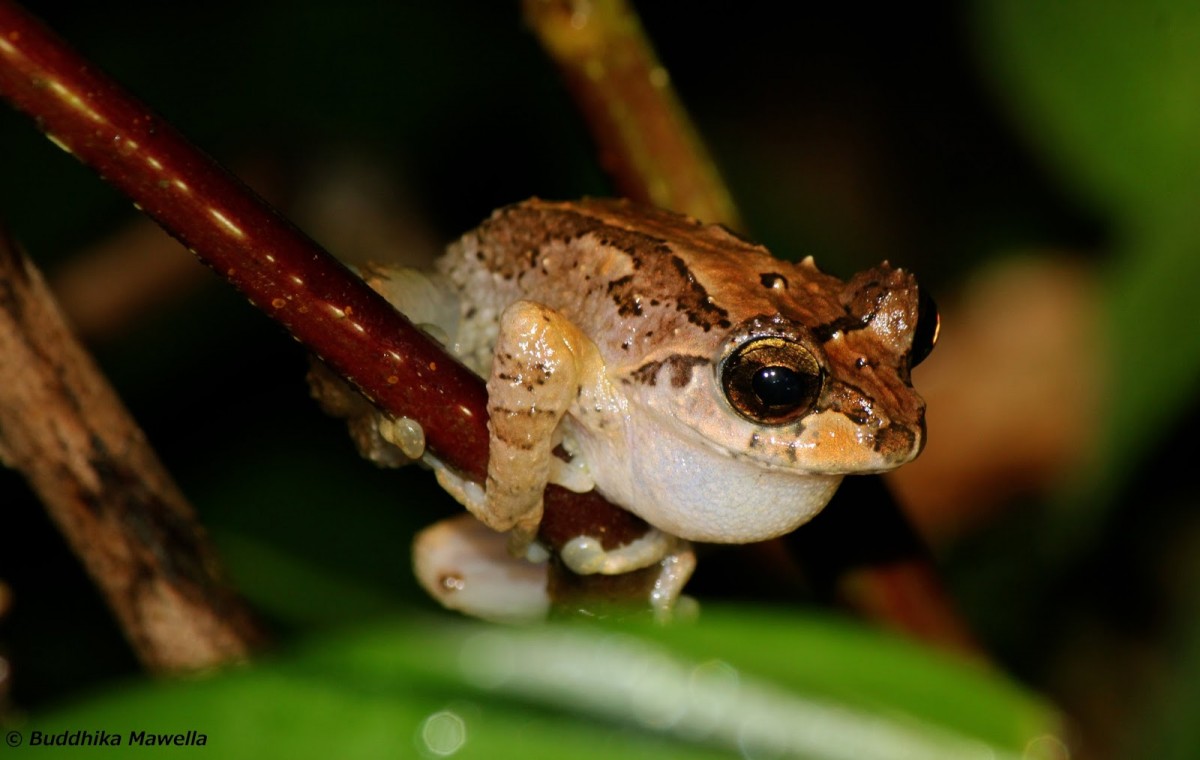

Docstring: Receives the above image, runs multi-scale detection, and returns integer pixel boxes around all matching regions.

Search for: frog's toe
[558,528,677,575]
[431,462,488,515]
[649,546,698,623]
[413,514,549,623]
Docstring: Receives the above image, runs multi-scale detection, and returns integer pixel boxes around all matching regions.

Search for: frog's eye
[909,289,939,369]
[721,337,823,425]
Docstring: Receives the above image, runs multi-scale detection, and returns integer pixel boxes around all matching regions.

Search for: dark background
[1,3,1193,757]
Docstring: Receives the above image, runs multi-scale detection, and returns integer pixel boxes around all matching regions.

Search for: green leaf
[22,610,1063,759]
[976,0,1200,222]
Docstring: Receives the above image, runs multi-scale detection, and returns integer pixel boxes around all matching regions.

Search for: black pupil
[751,366,805,408]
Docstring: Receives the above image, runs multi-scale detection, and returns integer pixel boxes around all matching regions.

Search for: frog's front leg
[470,300,601,550]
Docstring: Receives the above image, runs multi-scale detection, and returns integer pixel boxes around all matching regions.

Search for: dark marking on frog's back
[479,201,670,269]
[629,354,710,388]
[477,200,735,332]
[606,274,643,317]
[667,254,732,331]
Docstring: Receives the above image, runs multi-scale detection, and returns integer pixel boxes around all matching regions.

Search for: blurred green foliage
[977,4,1200,755]
[978,0,1200,514]
[2,1,1199,758]
[24,612,1058,760]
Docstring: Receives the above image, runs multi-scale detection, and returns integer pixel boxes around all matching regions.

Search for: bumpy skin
[436,198,927,546]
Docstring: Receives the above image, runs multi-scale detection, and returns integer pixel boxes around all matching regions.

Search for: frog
[311,197,937,622]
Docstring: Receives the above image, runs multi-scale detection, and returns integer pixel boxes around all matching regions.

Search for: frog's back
[437,198,847,372]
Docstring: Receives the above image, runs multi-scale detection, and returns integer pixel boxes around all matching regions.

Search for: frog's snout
[873,421,924,466]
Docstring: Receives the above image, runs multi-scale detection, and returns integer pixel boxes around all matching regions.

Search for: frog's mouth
[808,374,927,470]
[731,410,924,476]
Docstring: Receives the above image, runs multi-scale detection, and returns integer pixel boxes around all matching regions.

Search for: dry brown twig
[0,224,268,672]
[524,0,742,229]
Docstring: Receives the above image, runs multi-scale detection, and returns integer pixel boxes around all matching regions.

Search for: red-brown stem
[0,4,645,549]
[0,3,481,476]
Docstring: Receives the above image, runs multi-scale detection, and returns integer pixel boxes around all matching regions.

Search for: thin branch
[0,223,268,672]
[524,0,742,229]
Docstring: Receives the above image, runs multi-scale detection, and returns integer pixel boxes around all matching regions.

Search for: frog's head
[610,262,936,543]
[712,263,937,475]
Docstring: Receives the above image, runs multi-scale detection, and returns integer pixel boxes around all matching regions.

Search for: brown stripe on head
[629,354,710,387]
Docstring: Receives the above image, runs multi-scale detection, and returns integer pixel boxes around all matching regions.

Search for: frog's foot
[377,415,426,459]
[549,432,596,494]
[308,361,426,468]
[559,528,676,575]
[559,529,697,621]
[650,546,698,623]
[413,514,549,623]
[431,458,488,515]
[430,461,541,556]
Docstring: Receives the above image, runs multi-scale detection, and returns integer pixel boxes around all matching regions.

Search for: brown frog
[318,198,937,620]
